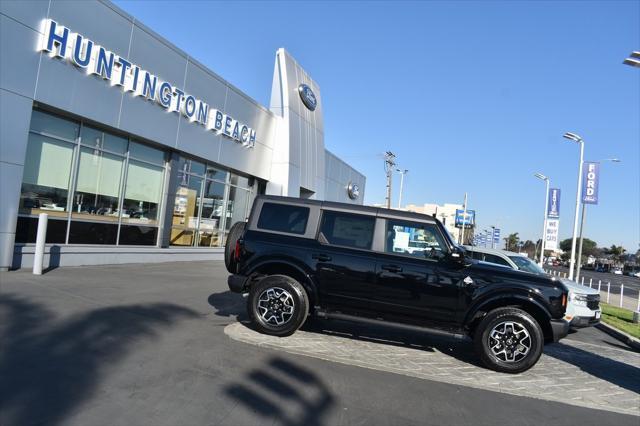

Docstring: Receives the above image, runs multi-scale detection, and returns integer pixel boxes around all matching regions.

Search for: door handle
[312,253,332,262]
[381,264,403,273]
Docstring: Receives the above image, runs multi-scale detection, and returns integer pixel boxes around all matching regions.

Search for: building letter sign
[38,19,256,148]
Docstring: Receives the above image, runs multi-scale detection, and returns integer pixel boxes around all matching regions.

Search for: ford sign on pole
[547,188,561,218]
[582,162,600,205]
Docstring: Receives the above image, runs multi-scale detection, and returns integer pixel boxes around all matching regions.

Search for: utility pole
[459,193,468,245]
[384,151,396,209]
[396,168,408,209]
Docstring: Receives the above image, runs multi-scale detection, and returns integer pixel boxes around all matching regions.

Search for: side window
[482,253,511,267]
[385,219,447,259]
[257,203,309,235]
[471,251,484,261]
[319,210,375,249]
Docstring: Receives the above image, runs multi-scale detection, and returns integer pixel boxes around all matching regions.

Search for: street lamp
[534,173,550,267]
[563,132,584,281]
[575,158,621,281]
[623,51,640,68]
[396,168,409,209]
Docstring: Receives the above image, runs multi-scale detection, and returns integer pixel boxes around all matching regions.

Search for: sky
[114,0,639,252]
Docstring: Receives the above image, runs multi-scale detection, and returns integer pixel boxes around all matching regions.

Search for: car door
[373,218,461,326]
[312,209,377,313]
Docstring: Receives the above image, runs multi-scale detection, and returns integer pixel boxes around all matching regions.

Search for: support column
[0,89,33,270]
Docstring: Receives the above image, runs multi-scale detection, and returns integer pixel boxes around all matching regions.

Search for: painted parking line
[225,322,640,417]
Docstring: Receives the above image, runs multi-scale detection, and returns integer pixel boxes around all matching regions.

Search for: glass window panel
[226,186,250,231]
[129,141,165,165]
[118,225,157,246]
[19,133,74,218]
[29,110,79,141]
[15,216,68,243]
[206,165,228,182]
[483,254,511,267]
[385,219,447,259]
[68,221,118,244]
[80,125,127,154]
[198,180,225,247]
[71,147,123,222]
[121,160,164,225]
[170,175,202,246]
[257,203,309,235]
[320,211,375,249]
[229,173,250,188]
[177,156,205,176]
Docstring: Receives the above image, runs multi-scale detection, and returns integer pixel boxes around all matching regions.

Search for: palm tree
[608,245,626,266]
[503,233,519,251]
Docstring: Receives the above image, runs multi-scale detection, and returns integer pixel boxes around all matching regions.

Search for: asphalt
[547,265,640,295]
[1,261,638,426]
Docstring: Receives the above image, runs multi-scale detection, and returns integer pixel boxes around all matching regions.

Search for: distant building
[404,203,463,240]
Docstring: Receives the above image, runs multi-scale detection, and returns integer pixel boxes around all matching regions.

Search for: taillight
[234,240,241,260]
[561,293,567,308]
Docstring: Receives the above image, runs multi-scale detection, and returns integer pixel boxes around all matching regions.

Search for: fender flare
[245,257,320,304]
[464,292,552,327]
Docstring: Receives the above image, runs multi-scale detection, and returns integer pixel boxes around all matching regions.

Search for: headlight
[568,292,589,307]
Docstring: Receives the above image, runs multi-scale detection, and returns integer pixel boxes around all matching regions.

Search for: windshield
[508,255,546,275]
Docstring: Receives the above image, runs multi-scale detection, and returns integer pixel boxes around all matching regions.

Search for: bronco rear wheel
[247,275,309,337]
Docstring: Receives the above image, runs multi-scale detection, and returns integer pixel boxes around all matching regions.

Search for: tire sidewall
[475,308,543,374]
[248,275,309,337]
[224,221,245,273]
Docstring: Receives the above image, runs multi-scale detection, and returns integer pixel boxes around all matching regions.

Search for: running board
[314,310,469,341]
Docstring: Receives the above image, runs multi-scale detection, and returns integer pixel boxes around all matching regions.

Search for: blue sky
[114,0,639,252]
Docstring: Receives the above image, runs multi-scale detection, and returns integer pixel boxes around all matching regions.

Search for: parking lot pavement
[1,261,639,426]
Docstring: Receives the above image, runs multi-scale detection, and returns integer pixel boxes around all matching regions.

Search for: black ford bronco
[226,196,570,373]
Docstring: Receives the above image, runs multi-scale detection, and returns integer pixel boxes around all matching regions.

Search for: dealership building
[0,0,366,270]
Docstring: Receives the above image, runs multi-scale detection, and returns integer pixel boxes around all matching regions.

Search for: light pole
[575,158,621,281]
[623,51,640,67]
[396,168,408,209]
[534,173,550,267]
[563,132,584,281]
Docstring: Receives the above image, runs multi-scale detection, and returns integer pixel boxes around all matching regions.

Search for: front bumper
[550,319,570,342]
[570,315,601,328]
[228,274,248,293]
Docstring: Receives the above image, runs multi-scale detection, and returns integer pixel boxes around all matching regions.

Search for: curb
[596,322,640,351]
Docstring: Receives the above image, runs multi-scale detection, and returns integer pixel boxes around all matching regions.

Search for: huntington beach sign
[38,19,256,148]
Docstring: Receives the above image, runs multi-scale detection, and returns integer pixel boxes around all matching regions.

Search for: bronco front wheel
[474,307,544,374]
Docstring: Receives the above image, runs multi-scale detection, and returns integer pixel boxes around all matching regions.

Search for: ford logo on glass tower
[298,84,317,111]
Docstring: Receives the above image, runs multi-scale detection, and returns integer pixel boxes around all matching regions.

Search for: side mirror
[448,246,467,264]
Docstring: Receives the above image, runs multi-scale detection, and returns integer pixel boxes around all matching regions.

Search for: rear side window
[257,203,309,234]
[319,210,375,249]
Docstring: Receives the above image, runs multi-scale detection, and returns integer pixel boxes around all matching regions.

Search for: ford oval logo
[298,84,317,111]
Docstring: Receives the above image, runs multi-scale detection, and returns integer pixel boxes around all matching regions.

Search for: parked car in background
[612,268,623,275]
[464,246,601,328]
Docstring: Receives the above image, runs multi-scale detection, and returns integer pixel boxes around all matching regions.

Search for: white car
[464,246,601,328]
[612,268,623,275]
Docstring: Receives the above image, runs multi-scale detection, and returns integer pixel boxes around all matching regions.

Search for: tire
[224,221,246,273]
[473,307,544,374]
[247,274,309,337]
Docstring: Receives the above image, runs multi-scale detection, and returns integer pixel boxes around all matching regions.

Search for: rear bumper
[228,274,248,293]
[550,319,570,342]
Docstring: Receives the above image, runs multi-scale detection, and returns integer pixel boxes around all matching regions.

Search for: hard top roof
[256,195,437,223]
[463,245,524,257]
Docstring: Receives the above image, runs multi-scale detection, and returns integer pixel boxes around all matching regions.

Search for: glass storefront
[16,108,257,248]
[169,159,254,247]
